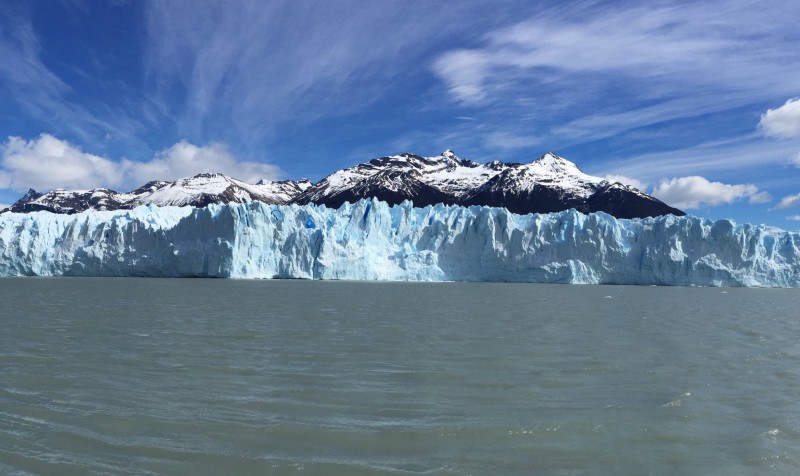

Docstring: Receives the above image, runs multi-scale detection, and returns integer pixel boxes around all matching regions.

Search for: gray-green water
[1,279,799,475]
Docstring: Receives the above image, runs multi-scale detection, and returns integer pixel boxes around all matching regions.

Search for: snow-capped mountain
[6,188,128,214]
[4,173,312,214]
[126,173,311,208]
[2,150,683,218]
[461,153,681,219]
[293,150,505,207]
[295,150,683,218]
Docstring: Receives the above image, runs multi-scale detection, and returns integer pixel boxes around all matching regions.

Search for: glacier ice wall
[0,199,798,286]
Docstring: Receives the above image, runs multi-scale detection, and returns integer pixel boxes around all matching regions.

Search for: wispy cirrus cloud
[142,0,497,150]
[0,8,67,111]
[432,1,800,144]
[0,6,146,152]
[592,137,800,183]
[432,50,492,104]
[483,131,541,151]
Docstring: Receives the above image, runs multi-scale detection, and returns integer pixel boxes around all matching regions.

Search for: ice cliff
[0,199,798,286]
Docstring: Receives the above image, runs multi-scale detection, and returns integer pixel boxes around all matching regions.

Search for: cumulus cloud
[651,176,770,209]
[603,174,648,192]
[759,98,800,138]
[124,140,281,184]
[787,215,800,221]
[1,134,123,191]
[776,192,800,209]
[0,134,282,193]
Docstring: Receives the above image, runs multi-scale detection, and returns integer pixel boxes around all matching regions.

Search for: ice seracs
[0,199,797,286]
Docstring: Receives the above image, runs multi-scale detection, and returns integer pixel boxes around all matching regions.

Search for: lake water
[1,278,799,475]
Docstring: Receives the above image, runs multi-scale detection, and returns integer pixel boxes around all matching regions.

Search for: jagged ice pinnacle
[0,199,798,286]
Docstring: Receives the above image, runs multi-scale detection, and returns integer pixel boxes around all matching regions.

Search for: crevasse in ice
[0,199,798,286]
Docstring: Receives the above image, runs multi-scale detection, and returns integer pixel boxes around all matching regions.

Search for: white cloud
[435,4,789,102]
[1,134,124,191]
[1,134,282,193]
[432,50,491,104]
[0,170,10,189]
[431,2,800,146]
[124,140,281,184]
[792,151,800,166]
[749,191,773,204]
[759,98,800,138]
[603,174,648,192]
[144,1,481,142]
[776,192,800,209]
[787,215,800,221]
[592,137,800,182]
[651,176,769,209]
[0,14,144,149]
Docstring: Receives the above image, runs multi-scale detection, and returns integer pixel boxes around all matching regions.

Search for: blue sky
[1,0,800,228]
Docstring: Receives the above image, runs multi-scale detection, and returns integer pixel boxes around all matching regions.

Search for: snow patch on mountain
[5,173,311,214]
[3,149,683,219]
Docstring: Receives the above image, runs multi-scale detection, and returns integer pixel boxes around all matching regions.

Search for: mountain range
[1,150,684,219]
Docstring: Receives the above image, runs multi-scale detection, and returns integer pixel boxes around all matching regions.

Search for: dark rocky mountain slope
[2,151,684,219]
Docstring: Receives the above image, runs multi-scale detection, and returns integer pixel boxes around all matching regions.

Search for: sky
[1,0,799,229]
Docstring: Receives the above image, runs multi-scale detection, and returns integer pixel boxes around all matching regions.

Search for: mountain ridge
[1,151,684,218]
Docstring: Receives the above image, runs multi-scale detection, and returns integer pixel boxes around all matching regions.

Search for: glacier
[0,199,798,287]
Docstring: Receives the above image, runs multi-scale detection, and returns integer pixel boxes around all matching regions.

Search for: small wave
[3,387,42,396]
[662,392,691,408]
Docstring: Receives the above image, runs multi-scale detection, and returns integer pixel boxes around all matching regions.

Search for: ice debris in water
[0,198,799,286]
